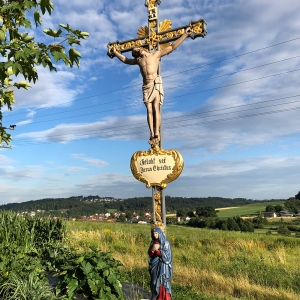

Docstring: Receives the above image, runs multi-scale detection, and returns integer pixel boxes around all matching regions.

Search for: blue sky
[1,0,300,204]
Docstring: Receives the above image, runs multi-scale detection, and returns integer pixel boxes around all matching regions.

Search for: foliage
[265,205,275,212]
[277,225,291,236]
[125,211,133,220]
[176,207,188,217]
[56,247,123,300]
[0,0,89,144]
[0,271,55,300]
[0,211,125,299]
[284,198,300,214]
[295,191,300,200]
[0,195,265,218]
[252,216,268,228]
[0,210,66,298]
[266,204,283,213]
[187,216,254,232]
[287,225,300,232]
[118,215,126,222]
[196,206,217,218]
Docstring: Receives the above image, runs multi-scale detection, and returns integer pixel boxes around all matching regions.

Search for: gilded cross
[107,1,207,56]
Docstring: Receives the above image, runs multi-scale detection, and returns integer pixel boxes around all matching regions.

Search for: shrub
[56,247,123,299]
[277,225,291,236]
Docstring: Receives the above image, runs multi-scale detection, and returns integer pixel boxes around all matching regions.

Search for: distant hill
[0,195,286,218]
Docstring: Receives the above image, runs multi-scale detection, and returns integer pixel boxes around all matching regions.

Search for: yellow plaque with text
[130,144,184,189]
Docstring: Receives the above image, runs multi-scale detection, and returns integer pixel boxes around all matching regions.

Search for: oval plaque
[130,144,184,189]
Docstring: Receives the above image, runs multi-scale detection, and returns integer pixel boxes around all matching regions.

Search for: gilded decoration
[137,26,148,37]
[158,19,172,32]
[145,0,160,9]
[154,192,162,223]
[130,144,184,189]
[107,19,207,57]
[151,221,165,232]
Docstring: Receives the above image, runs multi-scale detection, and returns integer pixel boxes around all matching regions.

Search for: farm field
[66,221,300,300]
[216,200,285,218]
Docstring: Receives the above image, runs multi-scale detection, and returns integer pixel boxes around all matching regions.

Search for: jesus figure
[111,28,192,145]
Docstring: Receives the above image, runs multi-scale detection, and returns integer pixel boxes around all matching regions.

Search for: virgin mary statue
[148,227,173,300]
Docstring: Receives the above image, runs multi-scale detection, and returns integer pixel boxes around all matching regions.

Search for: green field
[216,200,285,218]
[67,221,300,300]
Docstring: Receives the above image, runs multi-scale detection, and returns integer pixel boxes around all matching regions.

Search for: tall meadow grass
[67,222,300,300]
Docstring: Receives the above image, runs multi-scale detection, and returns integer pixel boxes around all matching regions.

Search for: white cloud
[0,165,45,181]
[0,154,14,165]
[71,154,108,167]
[15,119,33,127]
[13,68,78,110]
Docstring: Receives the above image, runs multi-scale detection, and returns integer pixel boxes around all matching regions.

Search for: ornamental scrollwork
[130,144,184,189]
[107,19,207,57]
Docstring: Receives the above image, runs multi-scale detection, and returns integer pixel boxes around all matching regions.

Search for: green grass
[216,201,285,218]
[66,221,300,300]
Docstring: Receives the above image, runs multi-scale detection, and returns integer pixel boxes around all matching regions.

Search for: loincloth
[142,76,164,105]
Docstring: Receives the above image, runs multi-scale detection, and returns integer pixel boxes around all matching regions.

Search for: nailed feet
[148,135,160,145]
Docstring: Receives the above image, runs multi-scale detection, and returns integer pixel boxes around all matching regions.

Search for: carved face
[132,47,149,58]
[151,230,159,240]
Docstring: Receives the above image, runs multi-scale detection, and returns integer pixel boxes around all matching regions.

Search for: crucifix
[107,1,207,298]
[107,0,207,231]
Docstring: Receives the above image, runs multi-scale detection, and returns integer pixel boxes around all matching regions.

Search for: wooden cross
[107,0,207,231]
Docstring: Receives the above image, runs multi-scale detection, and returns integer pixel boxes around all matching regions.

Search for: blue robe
[148,228,173,300]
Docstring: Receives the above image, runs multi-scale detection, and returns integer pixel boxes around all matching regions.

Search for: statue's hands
[186,27,192,35]
[152,243,160,252]
[110,47,117,55]
[108,46,119,58]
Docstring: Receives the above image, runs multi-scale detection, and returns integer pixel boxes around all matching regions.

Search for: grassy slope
[66,221,300,300]
[216,200,285,218]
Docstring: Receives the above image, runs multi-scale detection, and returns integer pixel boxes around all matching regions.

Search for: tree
[118,215,126,223]
[227,217,240,231]
[186,210,196,218]
[265,205,275,212]
[295,191,300,200]
[284,198,300,214]
[274,205,283,213]
[196,206,217,218]
[176,208,188,217]
[0,0,89,144]
[277,225,290,236]
[125,211,133,220]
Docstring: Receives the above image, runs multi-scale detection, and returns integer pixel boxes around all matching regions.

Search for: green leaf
[6,67,13,76]
[14,80,31,90]
[34,10,42,27]
[69,47,81,67]
[80,32,89,37]
[23,35,34,42]
[40,0,54,15]
[0,25,6,41]
[81,261,93,275]
[59,23,71,31]
[67,279,78,298]
[43,28,62,38]
[75,256,84,264]
[67,36,81,46]
[88,279,98,295]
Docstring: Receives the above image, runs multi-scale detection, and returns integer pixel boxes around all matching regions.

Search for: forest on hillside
[0,195,287,218]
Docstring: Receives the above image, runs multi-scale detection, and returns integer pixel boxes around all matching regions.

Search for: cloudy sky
[1,0,300,204]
